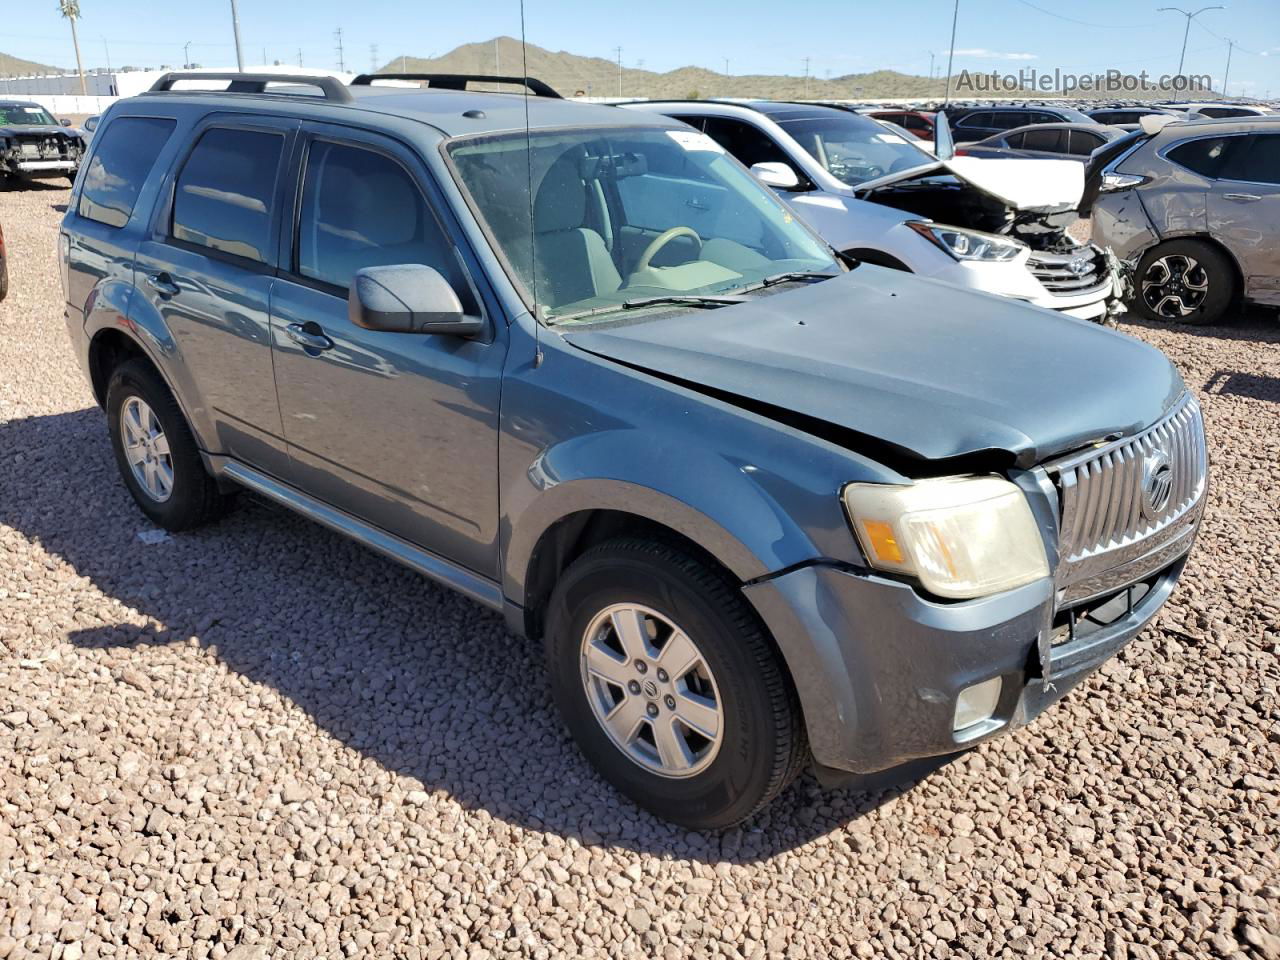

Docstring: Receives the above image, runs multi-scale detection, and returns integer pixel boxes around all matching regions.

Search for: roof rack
[350,73,561,99]
[146,71,354,103]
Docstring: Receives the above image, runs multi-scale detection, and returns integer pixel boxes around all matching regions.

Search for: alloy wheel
[1141,254,1209,318]
[120,396,174,502]
[579,603,724,778]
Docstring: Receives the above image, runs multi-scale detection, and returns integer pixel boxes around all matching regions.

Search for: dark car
[945,104,1096,142]
[60,72,1207,829]
[1088,107,1187,126]
[958,122,1128,162]
[0,99,85,184]
[0,221,8,301]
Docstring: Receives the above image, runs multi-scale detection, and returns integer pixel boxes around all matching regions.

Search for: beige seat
[532,155,622,308]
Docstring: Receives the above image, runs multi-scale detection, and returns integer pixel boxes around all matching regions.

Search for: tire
[105,358,232,531]
[545,538,807,829]
[1132,239,1235,325]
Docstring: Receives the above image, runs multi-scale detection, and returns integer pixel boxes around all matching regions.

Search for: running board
[216,459,505,611]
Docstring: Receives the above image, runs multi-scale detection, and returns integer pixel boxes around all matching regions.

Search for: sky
[5,0,1280,97]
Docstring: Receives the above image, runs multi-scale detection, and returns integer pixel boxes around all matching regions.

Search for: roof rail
[146,71,354,103]
[350,73,561,99]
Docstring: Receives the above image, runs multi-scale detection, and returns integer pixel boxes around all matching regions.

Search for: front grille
[1045,393,1207,603]
[16,135,80,160]
[1027,249,1108,296]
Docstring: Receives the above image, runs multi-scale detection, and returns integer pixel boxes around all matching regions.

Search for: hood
[0,124,82,139]
[562,268,1183,469]
[854,156,1084,211]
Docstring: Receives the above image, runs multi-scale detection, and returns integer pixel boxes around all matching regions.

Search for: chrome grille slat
[1045,394,1207,602]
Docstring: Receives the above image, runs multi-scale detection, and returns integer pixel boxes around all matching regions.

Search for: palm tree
[58,0,87,95]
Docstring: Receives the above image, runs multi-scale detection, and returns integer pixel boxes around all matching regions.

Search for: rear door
[1206,133,1280,305]
[133,115,296,477]
[269,122,506,575]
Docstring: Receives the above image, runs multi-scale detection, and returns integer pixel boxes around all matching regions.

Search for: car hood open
[562,269,1183,469]
[854,156,1085,211]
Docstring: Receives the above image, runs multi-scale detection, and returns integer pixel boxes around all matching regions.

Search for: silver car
[1092,116,1280,324]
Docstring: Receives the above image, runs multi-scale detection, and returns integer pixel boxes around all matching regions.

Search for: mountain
[0,52,63,76]
[381,37,951,101]
[381,38,1220,102]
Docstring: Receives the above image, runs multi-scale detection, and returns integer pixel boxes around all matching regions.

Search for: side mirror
[749,161,801,190]
[59,118,72,127]
[348,264,484,337]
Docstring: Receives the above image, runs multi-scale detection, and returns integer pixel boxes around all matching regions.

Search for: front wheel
[1133,239,1235,325]
[545,539,807,829]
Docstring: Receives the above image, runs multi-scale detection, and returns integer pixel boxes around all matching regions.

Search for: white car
[621,100,1121,322]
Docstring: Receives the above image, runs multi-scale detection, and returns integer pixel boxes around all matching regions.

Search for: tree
[58,0,86,95]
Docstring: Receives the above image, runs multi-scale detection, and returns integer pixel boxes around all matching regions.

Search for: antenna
[520,1,542,368]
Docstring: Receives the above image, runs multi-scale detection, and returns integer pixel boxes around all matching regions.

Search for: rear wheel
[1133,239,1235,325]
[545,539,807,829]
[106,359,232,531]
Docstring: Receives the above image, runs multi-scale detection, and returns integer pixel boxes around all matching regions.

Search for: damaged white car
[622,100,1123,322]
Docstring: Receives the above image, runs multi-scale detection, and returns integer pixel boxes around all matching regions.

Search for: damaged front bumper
[1,140,83,179]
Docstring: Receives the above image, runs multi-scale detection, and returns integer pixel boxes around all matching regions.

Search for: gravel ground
[1,181,1277,960]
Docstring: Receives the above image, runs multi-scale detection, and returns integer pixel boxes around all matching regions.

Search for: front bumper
[743,551,1188,775]
[5,159,79,178]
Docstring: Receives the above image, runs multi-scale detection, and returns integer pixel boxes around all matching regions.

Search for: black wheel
[1133,239,1235,325]
[105,358,232,531]
[545,538,807,830]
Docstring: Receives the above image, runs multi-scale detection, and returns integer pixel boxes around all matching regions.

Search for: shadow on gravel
[0,178,66,193]
[1203,370,1280,404]
[5,407,955,862]
[1119,305,1280,345]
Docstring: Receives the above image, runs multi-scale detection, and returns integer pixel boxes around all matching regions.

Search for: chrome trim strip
[216,459,505,611]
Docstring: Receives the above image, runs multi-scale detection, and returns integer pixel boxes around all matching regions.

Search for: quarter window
[1066,131,1104,156]
[296,140,464,294]
[77,116,176,228]
[172,127,283,263]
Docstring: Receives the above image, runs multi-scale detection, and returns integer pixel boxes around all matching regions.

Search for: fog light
[953,677,1003,732]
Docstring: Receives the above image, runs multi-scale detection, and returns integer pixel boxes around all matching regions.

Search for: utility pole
[102,36,112,73]
[943,0,960,104]
[1222,37,1234,96]
[494,38,500,74]
[614,46,622,97]
[183,41,191,69]
[1157,6,1225,77]
[928,50,936,83]
[802,57,810,99]
[297,49,303,67]
[229,0,244,72]
[370,44,378,73]
[334,28,345,72]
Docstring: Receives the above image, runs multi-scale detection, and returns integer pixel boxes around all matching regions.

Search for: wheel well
[843,248,912,272]
[1141,235,1243,299]
[87,329,151,408]
[521,510,739,641]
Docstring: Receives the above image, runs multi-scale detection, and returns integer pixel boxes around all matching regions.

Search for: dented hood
[854,156,1085,211]
[562,269,1184,468]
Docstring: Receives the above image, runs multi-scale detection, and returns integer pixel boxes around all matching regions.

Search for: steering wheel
[635,226,702,272]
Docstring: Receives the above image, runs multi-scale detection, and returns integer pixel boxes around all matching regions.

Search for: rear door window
[171,127,284,264]
[1023,128,1066,152]
[1066,130,1104,156]
[1166,136,1238,178]
[77,116,176,228]
[1218,134,1280,185]
[957,112,991,131]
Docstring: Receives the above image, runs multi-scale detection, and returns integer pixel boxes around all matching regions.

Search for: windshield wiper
[725,271,842,296]
[549,294,744,324]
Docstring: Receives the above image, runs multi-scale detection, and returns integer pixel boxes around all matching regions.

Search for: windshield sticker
[666,130,725,153]
[871,133,908,145]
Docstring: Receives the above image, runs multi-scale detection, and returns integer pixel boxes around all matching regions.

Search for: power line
[1010,0,1147,29]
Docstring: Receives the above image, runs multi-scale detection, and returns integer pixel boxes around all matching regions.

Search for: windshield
[0,104,58,126]
[448,125,837,322]
[775,114,934,187]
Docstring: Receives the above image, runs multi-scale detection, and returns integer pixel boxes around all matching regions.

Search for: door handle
[285,322,334,352]
[145,272,180,297]
[1223,193,1261,202]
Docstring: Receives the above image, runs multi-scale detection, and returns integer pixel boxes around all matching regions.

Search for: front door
[269,124,506,576]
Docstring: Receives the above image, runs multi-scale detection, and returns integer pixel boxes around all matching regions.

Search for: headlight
[843,475,1049,599]
[906,221,1025,262]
